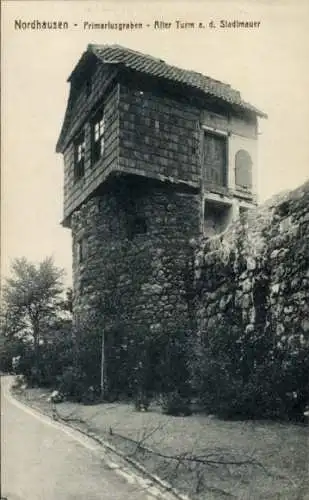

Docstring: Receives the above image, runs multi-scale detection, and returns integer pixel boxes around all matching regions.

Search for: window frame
[76,237,87,264]
[203,197,232,237]
[73,132,86,182]
[91,107,105,166]
[202,129,228,189]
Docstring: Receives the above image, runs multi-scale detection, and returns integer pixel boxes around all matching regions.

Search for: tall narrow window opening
[74,132,85,181]
[76,237,87,263]
[203,132,227,187]
[235,149,252,189]
[91,108,105,165]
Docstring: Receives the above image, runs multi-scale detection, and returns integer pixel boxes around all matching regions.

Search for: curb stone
[10,388,192,500]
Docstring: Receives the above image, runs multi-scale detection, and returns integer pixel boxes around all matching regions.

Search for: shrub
[11,374,26,391]
[57,366,88,402]
[161,391,192,416]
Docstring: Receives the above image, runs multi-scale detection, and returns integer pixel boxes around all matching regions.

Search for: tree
[2,257,65,380]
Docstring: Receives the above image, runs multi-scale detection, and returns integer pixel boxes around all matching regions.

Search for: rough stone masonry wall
[70,173,308,396]
[71,177,200,344]
[194,180,309,352]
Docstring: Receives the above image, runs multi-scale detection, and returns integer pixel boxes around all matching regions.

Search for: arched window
[235,150,252,189]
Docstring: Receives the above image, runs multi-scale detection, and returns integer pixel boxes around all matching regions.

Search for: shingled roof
[84,44,266,117]
[57,44,266,153]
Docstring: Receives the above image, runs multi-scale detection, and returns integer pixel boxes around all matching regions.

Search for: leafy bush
[0,337,27,374]
[11,374,26,390]
[57,366,88,402]
[161,391,192,416]
[192,333,309,421]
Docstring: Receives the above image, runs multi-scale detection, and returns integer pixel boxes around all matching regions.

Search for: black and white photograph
[1,1,309,498]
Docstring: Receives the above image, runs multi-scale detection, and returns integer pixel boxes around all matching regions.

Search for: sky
[1,0,309,286]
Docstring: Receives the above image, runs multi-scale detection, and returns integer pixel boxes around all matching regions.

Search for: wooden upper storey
[56,45,266,226]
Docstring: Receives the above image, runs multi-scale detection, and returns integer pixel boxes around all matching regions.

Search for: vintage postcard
[1,1,309,499]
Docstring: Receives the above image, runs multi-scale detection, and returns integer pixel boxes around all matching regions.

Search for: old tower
[56,44,266,391]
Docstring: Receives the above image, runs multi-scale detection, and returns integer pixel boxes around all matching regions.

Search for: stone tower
[56,44,266,392]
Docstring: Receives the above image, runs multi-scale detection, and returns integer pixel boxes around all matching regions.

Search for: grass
[14,386,309,500]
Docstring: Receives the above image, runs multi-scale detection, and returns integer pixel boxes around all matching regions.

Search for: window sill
[203,183,230,196]
[235,186,253,195]
[234,187,254,201]
[235,185,252,192]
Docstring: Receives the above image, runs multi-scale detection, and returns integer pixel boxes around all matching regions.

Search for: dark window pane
[74,133,85,181]
[91,108,105,165]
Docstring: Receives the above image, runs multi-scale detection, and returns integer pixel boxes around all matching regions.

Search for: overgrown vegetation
[2,242,309,422]
[191,217,309,422]
[1,257,74,387]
